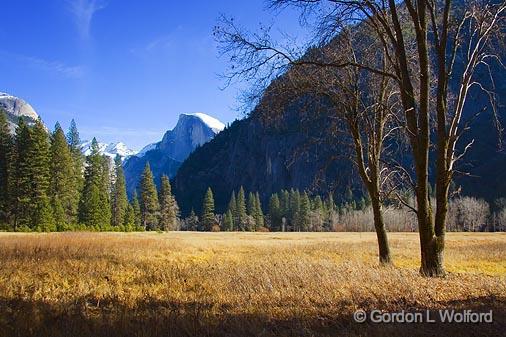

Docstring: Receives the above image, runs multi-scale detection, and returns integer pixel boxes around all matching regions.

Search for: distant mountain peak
[80,140,136,161]
[123,112,224,195]
[0,91,40,132]
[181,112,225,133]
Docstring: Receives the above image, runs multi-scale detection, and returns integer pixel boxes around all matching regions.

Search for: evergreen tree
[236,186,247,230]
[289,189,301,230]
[66,119,84,211]
[13,118,33,230]
[223,209,234,231]
[254,192,264,229]
[124,203,135,231]
[131,191,142,228]
[227,191,237,228]
[79,138,110,229]
[247,192,256,217]
[159,175,179,231]
[0,110,13,226]
[269,193,281,230]
[298,192,311,231]
[280,190,290,219]
[100,157,112,228]
[139,163,159,229]
[111,155,128,228]
[30,118,54,230]
[50,123,76,229]
[201,187,215,231]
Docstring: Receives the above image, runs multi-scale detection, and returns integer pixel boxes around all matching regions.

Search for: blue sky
[0,0,306,150]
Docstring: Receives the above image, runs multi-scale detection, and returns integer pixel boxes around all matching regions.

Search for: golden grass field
[0,232,505,337]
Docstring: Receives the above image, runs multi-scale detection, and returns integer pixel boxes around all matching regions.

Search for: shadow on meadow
[1,295,505,337]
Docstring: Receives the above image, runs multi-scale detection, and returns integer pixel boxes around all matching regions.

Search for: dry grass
[0,232,505,336]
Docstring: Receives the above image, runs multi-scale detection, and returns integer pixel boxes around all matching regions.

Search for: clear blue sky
[0,0,306,150]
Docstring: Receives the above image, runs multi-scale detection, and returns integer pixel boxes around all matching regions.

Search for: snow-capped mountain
[133,112,225,160]
[80,140,137,161]
[123,112,224,194]
[0,92,40,132]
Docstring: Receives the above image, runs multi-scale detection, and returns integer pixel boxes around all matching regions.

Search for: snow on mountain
[123,112,224,195]
[133,112,225,159]
[182,112,225,133]
[80,140,137,161]
[136,142,157,157]
[0,92,40,132]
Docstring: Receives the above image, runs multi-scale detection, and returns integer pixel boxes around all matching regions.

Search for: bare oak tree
[216,0,505,276]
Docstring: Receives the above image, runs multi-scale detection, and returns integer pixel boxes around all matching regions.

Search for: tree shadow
[0,296,504,337]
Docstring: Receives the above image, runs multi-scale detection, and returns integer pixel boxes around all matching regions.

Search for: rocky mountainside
[123,113,224,195]
[173,58,506,217]
[0,92,40,132]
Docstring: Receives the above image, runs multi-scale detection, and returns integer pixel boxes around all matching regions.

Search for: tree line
[0,110,178,232]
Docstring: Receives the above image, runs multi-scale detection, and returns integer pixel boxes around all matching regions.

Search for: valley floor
[0,232,505,336]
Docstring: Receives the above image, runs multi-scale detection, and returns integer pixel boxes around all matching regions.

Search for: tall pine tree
[227,191,237,229]
[30,118,54,231]
[201,187,215,231]
[159,175,179,231]
[50,123,76,229]
[111,155,128,228]
[139,163,159,230]
[254,192,264,229]
[269,193,281,231]
[0,110,13,226]
[131,191,142,229]
[236,186,247,230]
[79,138,110,229]
[67,119,84,214]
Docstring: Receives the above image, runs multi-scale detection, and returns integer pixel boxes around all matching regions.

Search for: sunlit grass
[0,232,504,336]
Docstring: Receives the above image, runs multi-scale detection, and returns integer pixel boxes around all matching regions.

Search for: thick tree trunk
[371,198,391,264]
[419,230,445,277]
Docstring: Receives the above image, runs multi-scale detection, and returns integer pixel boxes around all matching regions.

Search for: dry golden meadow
[0,232,505,337]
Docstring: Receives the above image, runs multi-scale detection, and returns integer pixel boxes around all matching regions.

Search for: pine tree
[269,193,281,230]
[111,155,128,228]
[280,190,290,219]
[131,191,142,229]
[66,119,84,214]
[159,175,179,231]
[124,203,135,231]
[298,192,311,232]
[289,189,300,230]
[254,192,264,229]
[227,191,237,228]
[0,110,13,226]
[236,186,247,230]
[79,138,109,229]
[30,118,54,230]
[223,209,234,231]
[13,118,33,230]
[99,157,112,229]
[139,163,159,230]
[50,123,76,229]
[201,187,215,231]
[247,192,255,217]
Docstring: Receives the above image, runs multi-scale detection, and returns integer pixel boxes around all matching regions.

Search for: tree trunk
[419,230,445,277]
[371,198,391,264]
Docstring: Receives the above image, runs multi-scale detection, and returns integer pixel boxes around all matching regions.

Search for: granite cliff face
[172,58,506,216]
[0,92,40,132]
[123,113,224,195]
[173,101,366,215]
